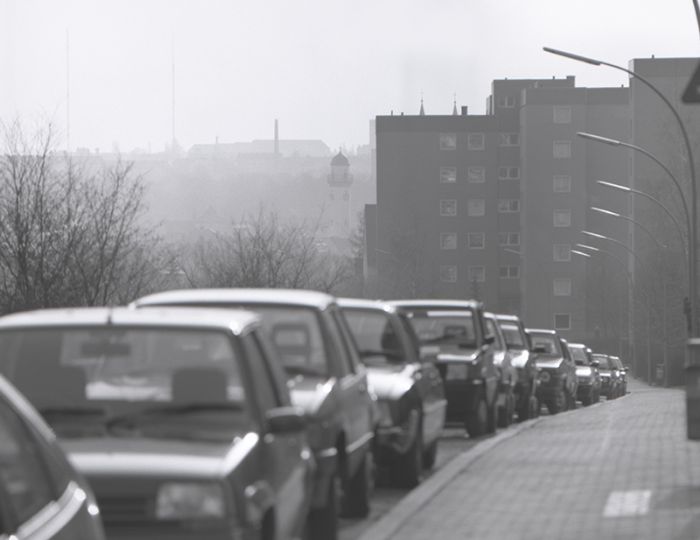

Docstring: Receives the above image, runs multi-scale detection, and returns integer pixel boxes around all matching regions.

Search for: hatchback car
[526,329,577,414]
[0,307,314,540]
[134,288,376,538]
[610,356,628,395]
[0,373,106,540]
[338,298,447,487]
[567,343,601,406]
[592,353,621,399]
[389,300,498,438]
[494,314,539,421]
[484,312,518,427]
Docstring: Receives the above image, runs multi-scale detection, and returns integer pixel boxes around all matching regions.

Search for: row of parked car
[0,289,629,540]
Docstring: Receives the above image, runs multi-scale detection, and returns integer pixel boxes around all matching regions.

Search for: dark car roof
[0,306,260,336]
[134,288,336,311]
[389,299,482,310]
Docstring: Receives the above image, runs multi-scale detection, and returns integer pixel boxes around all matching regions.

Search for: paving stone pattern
[386,380,700,540]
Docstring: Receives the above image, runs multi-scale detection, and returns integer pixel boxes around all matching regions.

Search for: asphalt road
[339,425,482,540]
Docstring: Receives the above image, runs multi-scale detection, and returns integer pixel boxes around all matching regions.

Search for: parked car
[610,356,628,395]
[0,373,106,540]
[494,314,539,421]
[0,307,314,540]
[338,298,447,487]
[389,300,498,438]
[484,312,517,427]
[526,329,578,414]
[134,288,376,536]
[592,353,621,399]
[568,343,601,406]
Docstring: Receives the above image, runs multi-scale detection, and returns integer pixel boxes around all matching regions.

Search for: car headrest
[13,361,86,405]
[271,323,311,356]
[171,367,227,404]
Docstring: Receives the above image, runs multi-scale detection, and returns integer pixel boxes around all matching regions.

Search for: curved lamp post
[544,46,697,336]
[597,181,688,262]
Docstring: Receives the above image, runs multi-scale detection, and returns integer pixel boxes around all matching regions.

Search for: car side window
[322,310,354,376]
[242,334,281,413]
[0,399,56,530]
[331,309,363,371]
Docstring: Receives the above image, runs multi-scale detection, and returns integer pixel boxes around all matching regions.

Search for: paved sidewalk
[362,379,700,540]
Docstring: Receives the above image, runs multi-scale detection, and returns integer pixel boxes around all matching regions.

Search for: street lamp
[581,230,641,262]
[590,206,668,251]
[544,45,697,336]
[578,132,690,241]
[597,181,688,261]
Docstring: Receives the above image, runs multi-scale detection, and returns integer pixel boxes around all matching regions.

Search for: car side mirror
[266,407,306,434]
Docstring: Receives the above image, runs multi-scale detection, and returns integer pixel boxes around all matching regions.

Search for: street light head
[591,206,621,218]
[597,180,631,193]
[542,47,602,66]
[571,249,593,258]
[581,230,607,240]
[576,243,600,252]
[577,132,621,146]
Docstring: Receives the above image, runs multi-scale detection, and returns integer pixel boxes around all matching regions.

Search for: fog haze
[2,0,699,152]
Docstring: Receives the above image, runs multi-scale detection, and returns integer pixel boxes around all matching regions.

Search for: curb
[357,416,543,540]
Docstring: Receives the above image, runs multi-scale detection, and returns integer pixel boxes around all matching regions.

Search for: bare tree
[0,121,170,312]
[185,208,352,293]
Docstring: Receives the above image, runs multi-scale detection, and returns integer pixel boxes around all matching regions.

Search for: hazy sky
[2,0,699,153]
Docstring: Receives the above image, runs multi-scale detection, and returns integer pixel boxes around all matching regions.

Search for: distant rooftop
[189,139,331,159]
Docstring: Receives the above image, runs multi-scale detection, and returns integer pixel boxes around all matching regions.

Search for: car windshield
[499,323,526,350]
[529,334,561,355]
[242,305,328,378]
[593,355,611,369]
[405,310,476,349]
[0,328,250,442]
[570,347,588,365]
[342,308,406,367]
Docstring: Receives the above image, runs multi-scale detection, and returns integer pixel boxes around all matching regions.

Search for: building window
[553,175,572,193]
[499,232,521,246]
[499,133,520,147]
[553,106,572,124]
[440,166,457,184]
[554,313,571,330]
[498,199,520,213]
[467,199,486,217]
[553,244,571,262]
[553,209,572,227]
[498,166,520,180]
[440,232,457,250]
[467,133,485,150]
[497,96,516,108]
[499,266,520,279]
[467,166,486,183]
[440,265,457,283]
[468,266,485,283]
[468,232,485,249]
[553,278,572,296]
[553,141,572,159]
[440,133,457,151]
[440,199,457,216]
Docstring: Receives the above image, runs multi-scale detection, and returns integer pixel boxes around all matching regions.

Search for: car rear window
[405,310,476,349]
[342,308,405,367]
[529,334,561,355]
[499,323,526,349]
[570,347,588,365]
[593,355,611,369]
